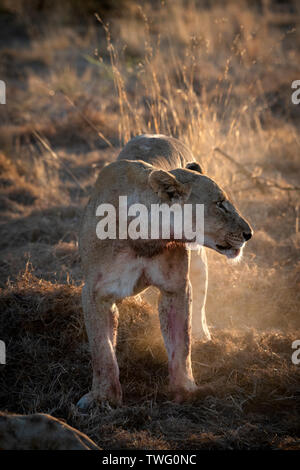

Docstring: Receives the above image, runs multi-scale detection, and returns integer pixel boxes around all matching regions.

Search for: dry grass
[1,267,299,449]
[0,0,300,449]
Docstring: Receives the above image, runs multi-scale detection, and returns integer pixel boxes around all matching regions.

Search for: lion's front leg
[77,284,122,410]
[158,282,197,401]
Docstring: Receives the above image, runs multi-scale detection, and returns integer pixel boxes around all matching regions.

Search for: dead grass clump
[0,266,88,414]
[0,147,64,208]
[5,184,38,207]
[0,265,85,344]
[1,266,299,449]
[1,205,82,250]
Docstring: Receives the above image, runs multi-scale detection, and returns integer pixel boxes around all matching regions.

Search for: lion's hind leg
[158,282,198,402]
[190,248,211,341]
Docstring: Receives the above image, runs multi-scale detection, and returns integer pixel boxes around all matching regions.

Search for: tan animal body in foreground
[78,134,252,409]
[0,412,100,450]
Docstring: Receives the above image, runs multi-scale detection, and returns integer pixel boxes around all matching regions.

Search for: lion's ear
[186,162,203,174]
[148,169,192,203]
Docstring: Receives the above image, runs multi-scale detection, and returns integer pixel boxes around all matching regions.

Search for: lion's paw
[77,387,122,412]
[76,392,95,412]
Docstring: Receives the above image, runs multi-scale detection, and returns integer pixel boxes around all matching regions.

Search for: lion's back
[117,134,195,171]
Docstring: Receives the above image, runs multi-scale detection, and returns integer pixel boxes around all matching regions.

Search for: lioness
[77,134,252,409]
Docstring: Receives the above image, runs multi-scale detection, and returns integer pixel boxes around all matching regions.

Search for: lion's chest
[95,251,148,299]
[94,245,186,300]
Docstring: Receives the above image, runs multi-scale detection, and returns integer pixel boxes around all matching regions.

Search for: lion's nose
[243,230,252,241]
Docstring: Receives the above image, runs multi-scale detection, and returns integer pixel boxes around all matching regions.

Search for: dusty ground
[0,0,300,449]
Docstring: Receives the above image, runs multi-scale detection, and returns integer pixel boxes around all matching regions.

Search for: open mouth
[215,243,241,259]
[216,243,231,251]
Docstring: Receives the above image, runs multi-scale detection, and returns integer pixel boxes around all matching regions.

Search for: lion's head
[149,166,252,259]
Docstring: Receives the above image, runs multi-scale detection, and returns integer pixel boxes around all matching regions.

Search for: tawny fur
[0,412,100,450]
[78,134,252,409]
